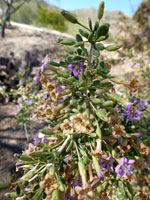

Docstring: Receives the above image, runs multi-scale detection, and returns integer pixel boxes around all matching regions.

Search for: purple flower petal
[97,172,104,180]
[26,100,32,105]
[73,69,79,77]
[5,98,9,103]
[33,135,40,146]
[68,64,75,71]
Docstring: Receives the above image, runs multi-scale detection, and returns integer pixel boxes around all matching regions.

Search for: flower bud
[96,124,102,138]
[52,190,62,200]
[78,160,88,187]
[57,38,75,46]
[0,182,11,190]
[105,44,122,51]
[101,100,114,108]
[83,108,90,118]
[92,156,104,180]
[98,1,105,20]
[91,98,101,104]
[61,10,78,24]
[96,110,108,121]
[106,92,129,106]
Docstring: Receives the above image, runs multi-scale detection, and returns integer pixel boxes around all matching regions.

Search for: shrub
[38,6,67,31]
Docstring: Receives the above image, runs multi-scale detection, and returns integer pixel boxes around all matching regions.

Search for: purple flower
[37,93,41,98]
[18,98,23,108]
[19,102,23,108]
[67,175,82,187]
[26,100,32,105]
[33,135,40,146]
[33,74,40,84]
[135,63,140,68]
[40,55,50,72]
[57,84,65,93]
[41,136,48,144]
[99,156,115,172]
[5,98,9,103]
[19,80,23,85]
[97,172,104,180]
[13,110,18,115]
[134,133,141,137]
[24,147,28,151]
[115,157,135,178]
[139,99,147,110]
[68,61,84,77]
[65,193,76,200]
[121,100,143,123]
[43,95,48,100]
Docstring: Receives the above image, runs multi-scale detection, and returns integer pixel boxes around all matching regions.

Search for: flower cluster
[1,2,150,200]
[121,99,147,123]
[60,113,94,135]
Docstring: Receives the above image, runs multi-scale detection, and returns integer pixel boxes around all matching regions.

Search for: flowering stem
[74,142,81,160]
[57,135,71,154]
[88,44,93,70]
[77,22,91,32]
[24,123,30,142]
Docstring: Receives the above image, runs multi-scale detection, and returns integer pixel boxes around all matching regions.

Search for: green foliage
[11,1,42,25]
[38,6,67,31]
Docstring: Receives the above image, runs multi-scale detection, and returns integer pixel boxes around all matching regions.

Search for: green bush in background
[11,1,42,25]
[38,6,67,31]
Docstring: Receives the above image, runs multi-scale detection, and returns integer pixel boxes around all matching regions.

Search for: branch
[9,0,30,15]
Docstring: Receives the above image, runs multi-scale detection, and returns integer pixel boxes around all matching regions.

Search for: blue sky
[45,0,142,16]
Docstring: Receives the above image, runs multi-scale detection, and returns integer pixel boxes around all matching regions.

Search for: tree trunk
[1,18,7,38]
[1,5,11,38]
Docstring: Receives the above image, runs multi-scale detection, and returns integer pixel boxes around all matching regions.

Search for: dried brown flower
[75,184,95,200]
[50,89,60,103]
[70,113,94,134]
[60,119,74,135]
[127,77,138,92]
[139,143,150,155]
[112,124,126,138]
[117,140,131,154]
[39,173,59,196]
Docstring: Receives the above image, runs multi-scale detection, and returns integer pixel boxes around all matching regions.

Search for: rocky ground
[0,22,137,199]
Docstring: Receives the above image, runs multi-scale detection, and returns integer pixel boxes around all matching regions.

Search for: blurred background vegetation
[0,0,149,39]
[0,0,129,38]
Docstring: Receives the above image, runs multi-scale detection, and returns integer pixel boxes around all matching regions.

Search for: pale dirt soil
[0,23,137,199]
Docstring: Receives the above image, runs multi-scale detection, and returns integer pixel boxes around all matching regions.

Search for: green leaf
[96,24,109,39]
[72,55,86,61]
[79,29,89,38]
[95,43,105,51]
[76,34,83,42]
[42,129,54,136]
[126,182,135,197]
[88,17,93,30]
[92,47,100,57]
[64,46,74,54]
